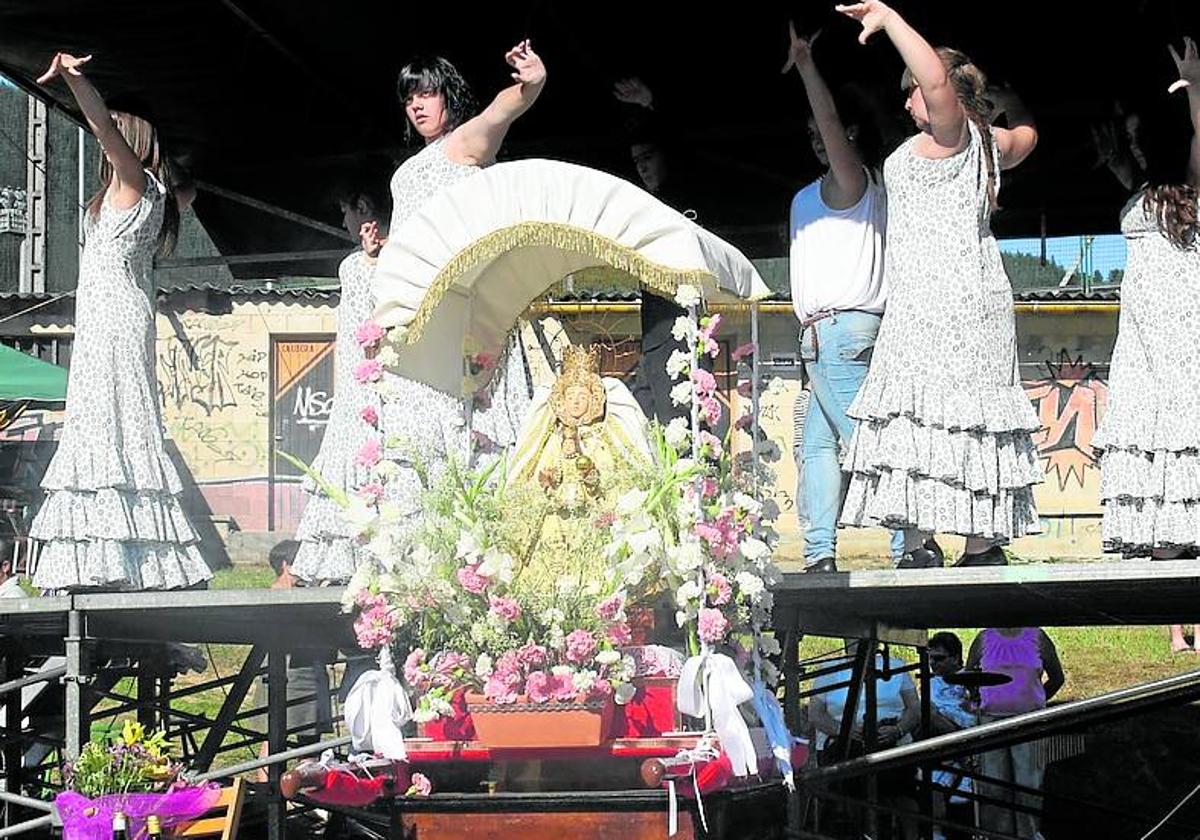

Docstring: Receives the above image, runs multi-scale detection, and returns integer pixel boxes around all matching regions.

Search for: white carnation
[670,381,694,407]
[671,316,696,342]
[666,348,693,380]
[664,417,691,450]
[674,284,702,308]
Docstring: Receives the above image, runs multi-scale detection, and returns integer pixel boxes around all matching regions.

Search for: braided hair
[902,48,998,211]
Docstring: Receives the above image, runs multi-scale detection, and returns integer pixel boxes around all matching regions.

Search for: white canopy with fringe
[371,158,771,395]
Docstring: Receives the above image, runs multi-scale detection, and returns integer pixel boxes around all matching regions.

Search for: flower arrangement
[341,284,781,730]
[64,721,180,798]
[56,722,221,840]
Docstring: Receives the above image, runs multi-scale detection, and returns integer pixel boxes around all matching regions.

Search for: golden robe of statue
[507,345,651,596]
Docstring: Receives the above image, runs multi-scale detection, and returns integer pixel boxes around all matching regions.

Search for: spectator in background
[809,638,921,839]
[0,539,25,598]
[926,631,977,840]
[613,77,713,426]
[254,540,334,781]
[966,627,1064,839]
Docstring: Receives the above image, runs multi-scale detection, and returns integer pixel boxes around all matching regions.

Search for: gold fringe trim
[401,221,716,345]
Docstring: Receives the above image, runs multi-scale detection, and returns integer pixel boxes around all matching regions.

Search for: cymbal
[943,670,1012,687]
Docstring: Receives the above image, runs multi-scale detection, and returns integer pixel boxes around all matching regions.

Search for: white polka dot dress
[291,251,382,583]
[839,123,1044,540]
[1094,194,1200,555]
[376,137,481,521]
[30,173,213,590]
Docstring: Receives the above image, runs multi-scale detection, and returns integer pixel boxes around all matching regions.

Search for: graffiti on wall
[159,333,240,415]
[1022,351,1110,492]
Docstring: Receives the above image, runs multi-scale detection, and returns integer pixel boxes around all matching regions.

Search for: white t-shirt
[788,173,887,320]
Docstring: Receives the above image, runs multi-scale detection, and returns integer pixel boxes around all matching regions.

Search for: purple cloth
[56,784,222,840]
[978,628,1046,717]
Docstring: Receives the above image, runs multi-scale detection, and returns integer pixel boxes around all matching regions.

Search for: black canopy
[1,1,1196,276]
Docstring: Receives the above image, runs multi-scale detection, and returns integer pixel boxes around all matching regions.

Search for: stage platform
[772,560,1200,642]
[0,586,353,648]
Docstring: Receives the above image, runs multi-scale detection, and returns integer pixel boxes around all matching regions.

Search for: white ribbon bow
[676,652,757,777]
[344,648,412,760]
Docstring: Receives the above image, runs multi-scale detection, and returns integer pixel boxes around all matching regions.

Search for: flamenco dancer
[1094,39,1200,568]
[833,2,1044,567]
[30,53,212,591]
[375,42,545,520]
[290,184,391,585]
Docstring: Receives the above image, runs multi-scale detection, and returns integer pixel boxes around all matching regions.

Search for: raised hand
[505,39,546,86]
[36,52,92,85]
[359,220,385,257]
[1169,36,1199,94]
[613,77,653,109]
[781,21,821,74]
[834,2,895,45]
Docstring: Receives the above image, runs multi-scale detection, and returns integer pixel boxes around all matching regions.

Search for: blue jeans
[798,311,904,565]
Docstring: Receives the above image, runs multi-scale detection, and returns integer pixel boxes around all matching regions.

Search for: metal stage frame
[0,561,1194,837]
[773,559,1200,839]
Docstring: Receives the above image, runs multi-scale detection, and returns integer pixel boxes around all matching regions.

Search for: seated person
[809,637,920,840]
[927,631,978,840]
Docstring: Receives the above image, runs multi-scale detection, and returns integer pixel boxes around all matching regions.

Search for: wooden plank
[400,810,696,840]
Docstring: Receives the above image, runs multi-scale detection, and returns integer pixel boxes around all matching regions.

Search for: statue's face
[563,384,592,421]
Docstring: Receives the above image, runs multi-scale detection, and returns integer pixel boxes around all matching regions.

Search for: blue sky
[999,234,1127,279]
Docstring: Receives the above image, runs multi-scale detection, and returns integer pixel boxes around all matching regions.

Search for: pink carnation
[483,671,520,704]
[494,651,522,680]
[694,510,740,560]
[353,603,396,650]
[590,679,614,699]
[708,572,733,607]
[358,482,384,504]
[553,672,579,701]
[699,430,723,459]
[701,396,722,427]
[691,368,718,398]
[699,312,722,339]
[525,670,554,703]
[597,594,625,622]
[469,352,497,375]
[734,413,754,431]
[407,772,432,797]
[355,437,382,469]
[488,596,522,624]
[731,341,756,362]
[565,629,598,665]
[355,319,386,349]
[607,623,633,646]
[354,358,384,384]
[736,380,753,398]
[403,648,428,687]
[698,607,730,644]
[360,405,379,427]
[432,651,472,687]
[456,564,490,594]
[515,642,547,669]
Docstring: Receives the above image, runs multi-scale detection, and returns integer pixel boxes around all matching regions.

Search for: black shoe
[896,542,943,570]
[953,545,1008,567]
[806,557,838,573]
